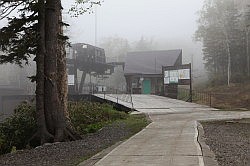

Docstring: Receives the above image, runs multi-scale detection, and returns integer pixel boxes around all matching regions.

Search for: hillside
[206,83,250,109]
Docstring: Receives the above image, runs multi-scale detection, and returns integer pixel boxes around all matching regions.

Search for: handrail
[94,86,134,110]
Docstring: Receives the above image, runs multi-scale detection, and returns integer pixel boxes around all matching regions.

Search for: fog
[0,0,207,86]
[63,0,203,44]
[62,0,207,85]
[63,0,203,51]
[0,0,207,99]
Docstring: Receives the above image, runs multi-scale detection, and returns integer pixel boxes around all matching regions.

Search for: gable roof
[124,49,182,75]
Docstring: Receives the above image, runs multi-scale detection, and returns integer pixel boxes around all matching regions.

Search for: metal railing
[164,87,212,107]
[94,87,134,109]
[191,90,212,107]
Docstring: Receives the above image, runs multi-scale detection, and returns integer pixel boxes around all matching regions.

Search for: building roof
[124,49,182,75]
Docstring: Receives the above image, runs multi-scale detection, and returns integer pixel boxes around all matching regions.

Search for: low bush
[0,101,128,155]
[68,102,128,134]
[0,103,36,155]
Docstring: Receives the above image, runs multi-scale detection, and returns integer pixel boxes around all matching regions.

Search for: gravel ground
[201,119,250,166]
[0,122,132,166]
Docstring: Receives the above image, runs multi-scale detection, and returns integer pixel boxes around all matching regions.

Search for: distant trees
[195,0,250,85]
[133,36,157,52]
[100,36,157,62]
[100,36,130,62]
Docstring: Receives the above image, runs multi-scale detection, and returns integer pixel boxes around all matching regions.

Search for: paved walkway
[92,94,250,166]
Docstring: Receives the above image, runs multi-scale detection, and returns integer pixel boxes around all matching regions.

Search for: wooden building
[124,50,182,95]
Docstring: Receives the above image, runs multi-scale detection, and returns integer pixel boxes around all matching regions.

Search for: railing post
[130,95,134,110]
[130,88,134,110]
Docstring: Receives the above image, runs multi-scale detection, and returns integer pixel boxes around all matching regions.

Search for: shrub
[68,102,128,134]
[0,101,128,155]
[0,103,37,155]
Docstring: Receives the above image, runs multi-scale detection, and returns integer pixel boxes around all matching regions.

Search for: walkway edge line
[194,121,205,166]
[94,115,154,165]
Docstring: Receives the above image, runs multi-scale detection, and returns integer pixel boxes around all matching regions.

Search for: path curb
[196,121,219,166]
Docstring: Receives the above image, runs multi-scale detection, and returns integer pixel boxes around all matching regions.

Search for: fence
[166,86,250,109]
[94,87,134,109]
[191,90,212,107]
[165,87,212,107]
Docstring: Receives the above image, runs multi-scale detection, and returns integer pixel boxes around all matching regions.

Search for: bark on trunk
[55,1,82,141]
[42,0,81,142]
[55,0,67,141]
[34,0,53,144]
[44,0,59,135]
[29,0,81,144]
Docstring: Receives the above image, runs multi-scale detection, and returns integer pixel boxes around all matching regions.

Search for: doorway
[142,79,151,94]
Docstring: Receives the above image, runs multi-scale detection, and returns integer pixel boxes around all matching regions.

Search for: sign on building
[178,69,190,80]
[163,64,191,85]
[68,75,75,85]
[162,63,192,101]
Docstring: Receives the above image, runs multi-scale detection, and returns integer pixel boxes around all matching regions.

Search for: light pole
[246,25,250,77]
[95,6,97,46]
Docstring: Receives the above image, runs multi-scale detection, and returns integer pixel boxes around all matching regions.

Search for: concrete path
[92,94,250,166]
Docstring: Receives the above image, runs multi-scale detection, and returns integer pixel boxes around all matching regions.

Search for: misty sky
[61,0,207,80]
[0,0,207,79]
[63,0,204,45]
[0,0,205,53]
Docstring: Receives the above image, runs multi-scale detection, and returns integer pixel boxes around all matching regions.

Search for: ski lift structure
[66,43,124,94]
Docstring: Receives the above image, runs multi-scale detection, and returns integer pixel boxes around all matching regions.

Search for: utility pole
[247,26,250,77]
[191,54,194,84]
[94,6,97,46]
[224,31,231,86]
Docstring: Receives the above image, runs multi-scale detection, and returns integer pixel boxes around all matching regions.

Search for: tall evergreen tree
[0,0,99,143]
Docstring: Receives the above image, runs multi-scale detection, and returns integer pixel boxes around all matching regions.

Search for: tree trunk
[42,0,81,142]
[54,0,67,141]
[55,1,82,141]
[34,0,53,144]
[44,0,60,136]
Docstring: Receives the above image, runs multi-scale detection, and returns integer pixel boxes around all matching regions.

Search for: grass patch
[202,83,250,109]
[75,113,150,165]
[121,114,150,136]
[69,102,129,135]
